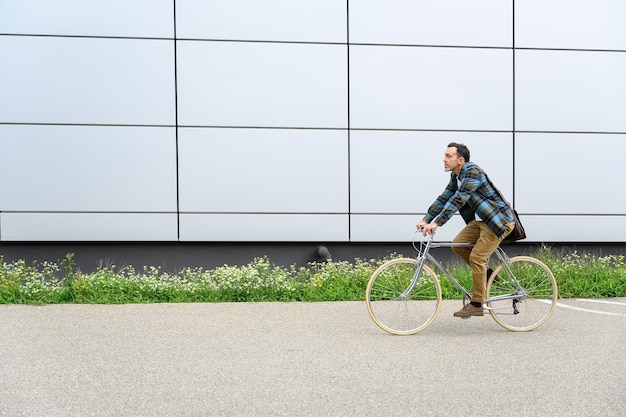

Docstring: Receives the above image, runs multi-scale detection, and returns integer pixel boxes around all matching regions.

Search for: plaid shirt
[423,162,514,238]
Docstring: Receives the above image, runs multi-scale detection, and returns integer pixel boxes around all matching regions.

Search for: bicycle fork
[400,256,428,299]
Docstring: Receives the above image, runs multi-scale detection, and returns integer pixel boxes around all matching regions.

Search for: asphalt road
[1,299,625,417]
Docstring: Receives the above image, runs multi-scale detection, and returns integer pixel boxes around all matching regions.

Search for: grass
[0,247,625,305]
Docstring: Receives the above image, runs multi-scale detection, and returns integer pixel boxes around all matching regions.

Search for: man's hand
[416,220,428,231]
[417,221,438,236]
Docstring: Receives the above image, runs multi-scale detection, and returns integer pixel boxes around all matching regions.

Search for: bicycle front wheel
[366,258,442,335]
[486,256,558,332]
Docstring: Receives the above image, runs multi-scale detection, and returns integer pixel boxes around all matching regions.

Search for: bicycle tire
[486,256,558,332]
[366,258,442,335]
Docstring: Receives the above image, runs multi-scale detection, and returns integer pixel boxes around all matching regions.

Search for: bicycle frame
[410,232,526,309]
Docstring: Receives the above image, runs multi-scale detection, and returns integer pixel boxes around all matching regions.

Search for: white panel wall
[0,0,176,241]
[0,125,177,212]
[512,0,626,242]
[0,36,175,125]
[0,0,174,38]
[180,214,348,242]
[0,125,178,241]
[516,133,625,214]
[349,131,513,242]
[350,46,512,131]
[350,0,512,47]
[176,41,347,128]
[351,215,467,243]
[178,128,348,213]
[515,0,626,50]
[177,128,349,241]
[350,131,513,213]
[347,0,514,241]
[1,1,625,243]
[515,216,626,243]
[1,213,177,241]
[175,0,347,43]
[516,50,626,133]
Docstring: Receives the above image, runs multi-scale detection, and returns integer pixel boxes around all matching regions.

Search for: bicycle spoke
[366,259,442,335]
[487,256,558,331]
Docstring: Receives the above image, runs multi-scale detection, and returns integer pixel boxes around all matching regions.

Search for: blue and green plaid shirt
[423,162,515,238]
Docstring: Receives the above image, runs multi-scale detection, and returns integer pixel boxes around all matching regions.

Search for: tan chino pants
[451,220,516,303]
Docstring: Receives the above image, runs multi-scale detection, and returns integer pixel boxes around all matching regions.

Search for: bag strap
[483,172,514,209]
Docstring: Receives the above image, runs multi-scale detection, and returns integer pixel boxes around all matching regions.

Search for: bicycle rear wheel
[366,258,442,335]
[486,256,558,332]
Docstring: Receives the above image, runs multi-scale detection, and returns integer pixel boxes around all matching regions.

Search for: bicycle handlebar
[415,226,434,238]
[413,227,473,249]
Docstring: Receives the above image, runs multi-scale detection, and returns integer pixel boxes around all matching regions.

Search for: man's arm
[422,178,456,224]
[417,176,456,235]
[432,166,481,226]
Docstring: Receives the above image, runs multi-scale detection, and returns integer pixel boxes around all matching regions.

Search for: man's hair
[447,142,470,162]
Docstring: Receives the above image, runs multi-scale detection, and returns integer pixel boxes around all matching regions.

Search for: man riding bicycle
[417,143,515,318]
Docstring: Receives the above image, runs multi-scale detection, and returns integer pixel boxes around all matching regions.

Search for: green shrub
[1,247,625,305]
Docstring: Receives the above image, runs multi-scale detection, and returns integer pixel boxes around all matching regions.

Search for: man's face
[443,146,463,173]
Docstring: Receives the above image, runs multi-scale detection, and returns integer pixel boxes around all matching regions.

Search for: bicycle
[365,230,558,334]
